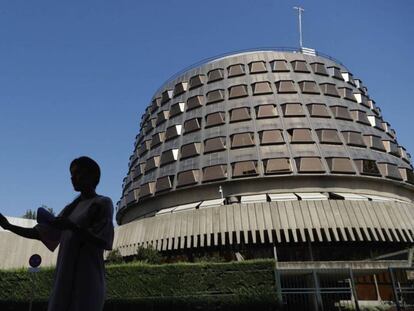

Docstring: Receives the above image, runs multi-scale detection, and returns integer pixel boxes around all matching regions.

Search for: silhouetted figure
[0,156,114,311]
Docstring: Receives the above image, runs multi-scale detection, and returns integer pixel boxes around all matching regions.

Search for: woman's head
[70,156,101,191]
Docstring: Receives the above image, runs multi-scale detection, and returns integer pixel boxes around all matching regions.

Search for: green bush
[0,259,278,310]
[133,245,162,264]
[106,249,124,264]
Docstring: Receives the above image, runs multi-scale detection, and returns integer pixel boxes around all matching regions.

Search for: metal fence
[276,267,414,311]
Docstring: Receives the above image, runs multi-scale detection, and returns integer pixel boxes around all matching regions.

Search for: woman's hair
[70,156,101,188]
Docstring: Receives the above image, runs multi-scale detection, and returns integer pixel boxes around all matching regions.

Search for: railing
[153,46,347,96]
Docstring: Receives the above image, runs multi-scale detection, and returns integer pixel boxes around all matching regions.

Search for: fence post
[312,269,324,311]
[389,267,401,311]
[348,268,360,311]
[273,245,283,305]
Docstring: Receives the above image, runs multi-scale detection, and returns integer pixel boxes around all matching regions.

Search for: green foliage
[21,205,54,220]
[134,245,162,264]
[106,249,124,264]
[0,260,278,310]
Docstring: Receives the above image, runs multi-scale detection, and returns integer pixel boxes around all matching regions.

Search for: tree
[21,205,55,219]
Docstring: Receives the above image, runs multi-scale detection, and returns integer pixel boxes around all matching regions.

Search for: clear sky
[0,0,413,218]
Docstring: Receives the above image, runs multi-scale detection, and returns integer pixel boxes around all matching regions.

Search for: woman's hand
[51,217,77,231]
[0,213,11,230]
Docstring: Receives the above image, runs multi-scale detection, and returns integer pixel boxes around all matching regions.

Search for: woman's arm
[0,213,40,240]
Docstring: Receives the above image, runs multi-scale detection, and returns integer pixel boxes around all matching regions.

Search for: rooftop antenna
[293,6,305,49]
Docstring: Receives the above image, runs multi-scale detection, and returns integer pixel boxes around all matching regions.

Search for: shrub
[106,249,124,264]
[134,245,162,264]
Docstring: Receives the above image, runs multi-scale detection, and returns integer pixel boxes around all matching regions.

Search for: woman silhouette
[0,156,114,311]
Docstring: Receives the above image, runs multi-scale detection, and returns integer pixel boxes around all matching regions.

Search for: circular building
[115,49,414,262]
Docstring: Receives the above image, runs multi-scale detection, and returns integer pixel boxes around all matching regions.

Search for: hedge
[0,259,278,311]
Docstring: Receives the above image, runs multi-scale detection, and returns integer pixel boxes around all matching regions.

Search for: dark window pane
[316,129,342,144]
[184,118,201,133]
[151,132,166,148]
[181,142,201,159]
[232,161,258,177]
[264,158,291,174]
[186,95,204,111]
[295,157,325,173]
[298,81,320,94]
[173,82,188,97]
[145,156,160,172]
[249,61,267,73]
[289,129,313,143]
[204,137,226,153]
[160,149,179,166]
[140,182,155,197]
[170,102,185,117]
[256,104,278,118]
[205,112,225,128]
[207,68,224,83]
[231,132,255,148]
[350,110,371,125]
[363,135,386,151]
[307,104,330,118]
[270,59,290,72]
[276,80,297,93]
[206,89,225,104]
[383,140,400,156]
[260,130,284,145]
[342,131,366,147]
[161,90,173,104]
[230,107,251,122]
[228,84,248,99]
[165,125,182,140]
[203,165,227,182]
[156,110,169,125]
[282,103,305,117]
[331,106,352,120]
[378,163,402,180]
[327,66,344,80]
[155,176,173,193]
[189,74,206,89]
[228,64,245,77]
[291,60,310,73]
[320,83,339,97]
[326,158,355,174]
[138,140,151,156]
[310,62,328,76]
[150,97,161,113]
[252,81,273,95]
[354,159,381,176]
[338,87,356,102]
[177,170,200,187]
[399,168,414,184]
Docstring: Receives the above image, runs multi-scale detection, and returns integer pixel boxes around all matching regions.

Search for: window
[276,80,297,93]
[204,137,226,153]
[256,104,278,118]
[181,142,201,159]
[310,62,328,76]
[177,170,200,187]
[320,83,339,97]
[189,74,206,89]
[186,95,204,111]
[150,97,161,113]
[140,182,155,197]
[156,110,169,125]
[252,81,273,95]
[150,132,165,148]
[363,135,386,151]
[354,92,370,107]
[291,60,310,73]
[155,176,173,192]
[230,107,251,122]
[132,162,145,179]
[169,102,185,117]
[165,124,182,140]
[342,131,366,147]
[264,158,291,174]
[231,132,255,148]
[227,64,245,77]
[338,87,356,102]
[354,159,381,176]
[307,104,330,118]
[289,128,313,143]
[382,140,400,156]
[205,112,225,128]
[282,103,305,117]
[341,72,355,85]
[327,66,344,80]
[367,115,385,130]
[399,168,414,184]
[260,130,284,145]
[378,163,402,180]
[173,82,188,97]
[295,157,325,173]
[160,149,179,166]
[138,140,151,156]
[350,110,371,125]
[184,118,202,133]
[161,89,173,104]
[331,106,352,120]
[207,68,224,83]
[316,129,342,144]
[228,84,248,99]
[203,165,227,182]
[145,156,160,172]
[326,158,354,174]
[206,89,225,104]
[298,81,320,94]
[232,161,258,177]
[249,61,267,73]
[270,59,289,72]
[144,118,156,134]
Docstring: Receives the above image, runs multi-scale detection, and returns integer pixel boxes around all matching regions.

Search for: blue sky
[0,0,413,218]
